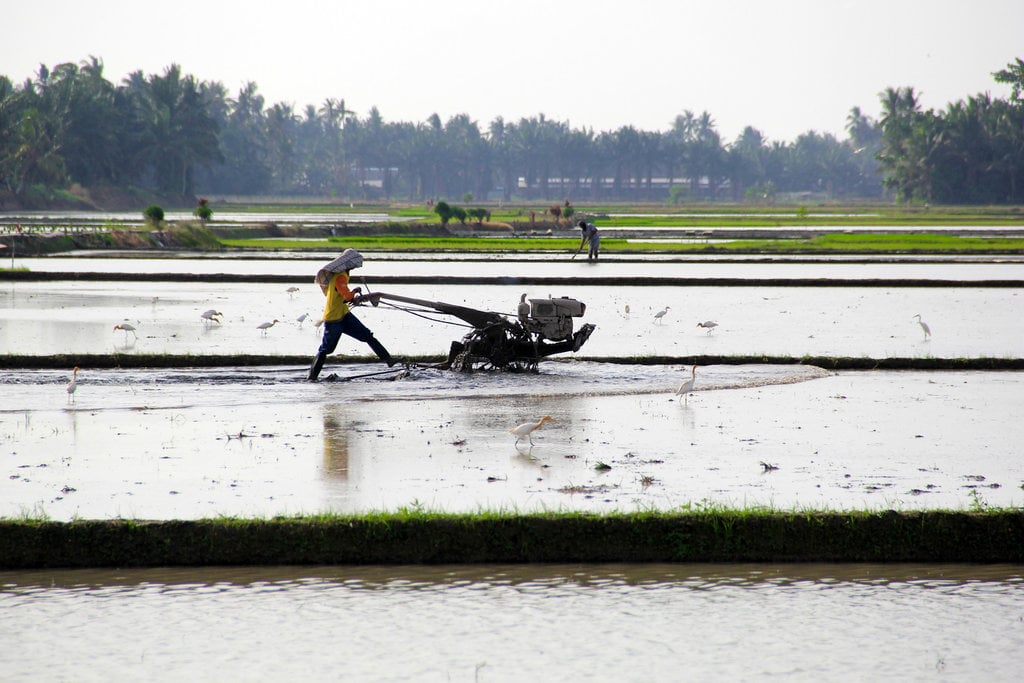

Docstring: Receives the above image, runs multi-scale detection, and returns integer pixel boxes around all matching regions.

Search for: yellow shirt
[322,271,355,322]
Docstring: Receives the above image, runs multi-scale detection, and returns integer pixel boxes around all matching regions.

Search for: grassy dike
[1,510,1022,569]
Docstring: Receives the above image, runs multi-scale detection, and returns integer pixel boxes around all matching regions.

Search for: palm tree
[123,64,221,195]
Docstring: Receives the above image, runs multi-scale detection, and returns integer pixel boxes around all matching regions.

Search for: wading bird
[66,366,79,403]
[200,309,223,325]
[296,312,310,327]
[653,306,670,324]
[623,304,630,318]
[257,319,280,335]
[518,293,530,323]
[113,322,138,341]
[286,286,300,298]
[696,320,718,335]
[913,314,932,340]
[510,415,555,446]
[675,364,697,402]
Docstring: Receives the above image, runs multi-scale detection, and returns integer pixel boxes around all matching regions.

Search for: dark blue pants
[317,312,374,355]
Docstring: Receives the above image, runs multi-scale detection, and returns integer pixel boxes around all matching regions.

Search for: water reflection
[322,406,350,480]
[1,564,1021,682]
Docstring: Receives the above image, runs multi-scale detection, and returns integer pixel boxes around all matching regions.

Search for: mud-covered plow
[361,292,596,372]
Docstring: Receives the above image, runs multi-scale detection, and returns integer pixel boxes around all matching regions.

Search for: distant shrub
[143,205,165,225]
[194,197,213,222]
[434,201,453,226]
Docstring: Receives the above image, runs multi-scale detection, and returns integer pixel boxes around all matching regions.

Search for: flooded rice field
[2,279,1022,358]
[2,364,1022,520]
[2,562,1022,682]
[3,250,1022,680]
[2,253,1023,521]
[12,251,1024,281]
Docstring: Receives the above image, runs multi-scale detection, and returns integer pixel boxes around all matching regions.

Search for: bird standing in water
[113,322,138,341]
[913,314,932,340]
[511,415,555,446]
[66,366,80,403]
[201,309,223,325]
[653,306,670,324]
[696,320,718,335]
[257,319,280,335]
[675,364,697,402]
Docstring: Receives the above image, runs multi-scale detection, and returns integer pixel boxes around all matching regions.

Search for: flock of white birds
[108,287,318,348]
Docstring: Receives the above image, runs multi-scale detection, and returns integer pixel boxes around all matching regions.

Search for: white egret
[653,306,670,324]
[113,322,138,341]
[517,293,530,323]
[510,415,555,446]
[66,366,79,403]
[696,320,718,335]
[913,314,932,340]
[200,309,223,325]
[675,364,697,402]
[257,319,280,335]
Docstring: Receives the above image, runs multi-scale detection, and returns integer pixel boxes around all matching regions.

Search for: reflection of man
[322,411,349,479]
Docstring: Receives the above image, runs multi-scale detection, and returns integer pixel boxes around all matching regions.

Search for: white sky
[5,0,1022,144]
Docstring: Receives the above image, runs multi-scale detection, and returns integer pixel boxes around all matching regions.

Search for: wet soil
[2,365,1022,520]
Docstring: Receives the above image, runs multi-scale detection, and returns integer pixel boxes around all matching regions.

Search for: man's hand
[349,292,380,306]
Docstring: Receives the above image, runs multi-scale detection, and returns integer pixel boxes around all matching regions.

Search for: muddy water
[2,280,1023,358]
[3,366,1022,520]
[1,563,1021,681]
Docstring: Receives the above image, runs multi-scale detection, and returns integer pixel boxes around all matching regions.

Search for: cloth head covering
[315,248,363,288]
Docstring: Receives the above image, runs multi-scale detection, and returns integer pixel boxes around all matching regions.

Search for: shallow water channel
[2,563,1022,682]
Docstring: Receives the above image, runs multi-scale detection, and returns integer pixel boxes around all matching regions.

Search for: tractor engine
[524,296,586,341]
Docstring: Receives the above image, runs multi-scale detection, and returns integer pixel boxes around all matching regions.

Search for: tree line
[1,56,1022,206]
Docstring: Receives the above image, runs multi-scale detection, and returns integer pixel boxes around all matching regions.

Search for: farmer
[308,248,396,381]
[577,220,600,260]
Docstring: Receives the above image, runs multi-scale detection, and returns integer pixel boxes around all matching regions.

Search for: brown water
[1,563,1021,681]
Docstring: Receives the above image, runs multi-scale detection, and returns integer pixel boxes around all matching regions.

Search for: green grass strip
[1,510,1021,567]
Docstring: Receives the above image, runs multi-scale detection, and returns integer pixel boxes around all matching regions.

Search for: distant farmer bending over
[578,220,600,260]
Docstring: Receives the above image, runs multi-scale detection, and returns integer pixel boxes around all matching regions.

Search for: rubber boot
[367,336,396,367]
[307,352,327,381]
